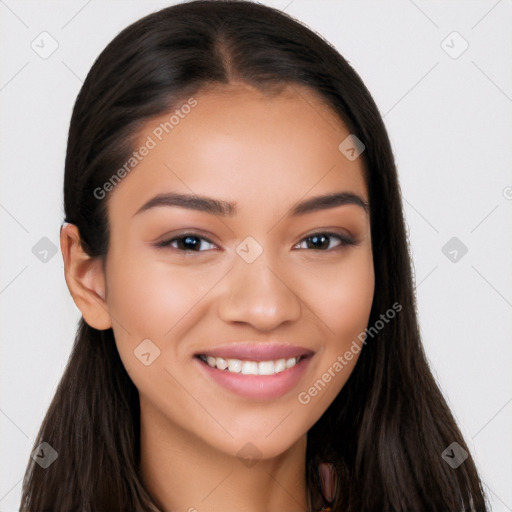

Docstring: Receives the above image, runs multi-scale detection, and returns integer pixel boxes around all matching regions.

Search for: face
[102,82,374,460]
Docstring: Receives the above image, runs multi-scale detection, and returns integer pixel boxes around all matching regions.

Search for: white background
[1,1,511,510]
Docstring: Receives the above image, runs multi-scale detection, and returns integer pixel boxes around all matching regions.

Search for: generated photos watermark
[93,97,198,200]
[298,301,402,405]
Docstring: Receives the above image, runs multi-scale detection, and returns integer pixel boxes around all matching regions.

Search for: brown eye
[294,232,357,251]
[155,233,216,252]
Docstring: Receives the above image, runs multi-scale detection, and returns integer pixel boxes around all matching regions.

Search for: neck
[138,396,311,512]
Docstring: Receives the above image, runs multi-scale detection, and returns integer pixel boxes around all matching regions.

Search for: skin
[61,82,374,512]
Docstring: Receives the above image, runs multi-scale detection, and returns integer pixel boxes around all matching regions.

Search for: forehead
[107,83,368,219]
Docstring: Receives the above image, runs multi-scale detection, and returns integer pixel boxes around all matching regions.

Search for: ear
[60,223,112,330]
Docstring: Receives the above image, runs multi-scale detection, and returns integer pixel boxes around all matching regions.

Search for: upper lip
[195,343,315,362]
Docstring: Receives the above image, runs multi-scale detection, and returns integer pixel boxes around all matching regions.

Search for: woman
[20,1,489,510]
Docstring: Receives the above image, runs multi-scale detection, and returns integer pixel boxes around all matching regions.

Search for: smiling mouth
[195,354,308,376]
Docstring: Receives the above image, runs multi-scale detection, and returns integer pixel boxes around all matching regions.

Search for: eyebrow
[133,191,369,218]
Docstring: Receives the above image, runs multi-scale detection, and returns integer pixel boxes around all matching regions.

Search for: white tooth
[213,356,301,374]
[216,357,228,370]
[274,359,286,373]
[285,357,297,369]
[258,361,275,375]
[241,361,259,375]
[227,359,242,373]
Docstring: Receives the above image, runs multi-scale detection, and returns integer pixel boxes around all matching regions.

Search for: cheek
[296,254,374,413]
[105,248,220,387]
[303,250,375,345]
[106,250,208,338]
[104,252,202,392]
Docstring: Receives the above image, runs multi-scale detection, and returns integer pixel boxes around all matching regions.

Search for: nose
[217,250,302,332]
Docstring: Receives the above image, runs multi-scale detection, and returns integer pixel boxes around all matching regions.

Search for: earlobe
[60,223,112,330]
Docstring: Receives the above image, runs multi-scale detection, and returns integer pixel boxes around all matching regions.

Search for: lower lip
[195,356,313,400]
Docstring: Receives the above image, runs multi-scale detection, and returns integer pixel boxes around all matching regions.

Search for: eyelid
[300,228,353,241]
[154,227,218,245]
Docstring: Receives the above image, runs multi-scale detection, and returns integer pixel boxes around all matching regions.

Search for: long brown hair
[20,1,489,510]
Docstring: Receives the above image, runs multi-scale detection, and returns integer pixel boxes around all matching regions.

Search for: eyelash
[154,231,358,253]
